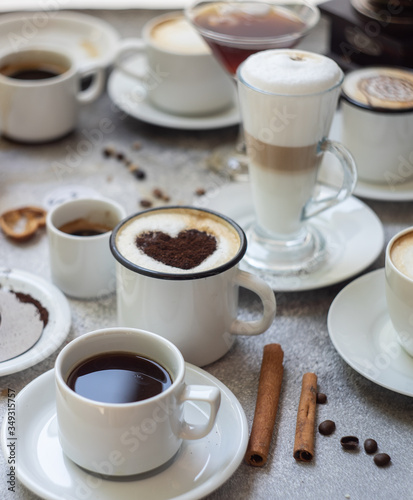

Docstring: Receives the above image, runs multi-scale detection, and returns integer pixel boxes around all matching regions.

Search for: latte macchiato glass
[110,206,276,366]
[385,227,413,357]
[237,49,357,274]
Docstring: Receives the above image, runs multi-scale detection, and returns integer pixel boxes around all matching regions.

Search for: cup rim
[55,327,185,408]
[110,205,247,281]
[46,197,126,240]
[0,47,75,86]
[237,49,344,97]
[386,226,413,283]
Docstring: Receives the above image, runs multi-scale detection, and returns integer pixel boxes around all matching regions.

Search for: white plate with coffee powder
[1,365,248,499]
[0,269,71,376]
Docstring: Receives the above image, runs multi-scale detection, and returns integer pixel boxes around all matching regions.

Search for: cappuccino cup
[46,197,127,299]
[110,206,276,366]
[115,12,234,116]
[341,66,413,186]
[55,327,221,476]
[385,227,413,356]
[0,47,105,143]
[237,49,357,275]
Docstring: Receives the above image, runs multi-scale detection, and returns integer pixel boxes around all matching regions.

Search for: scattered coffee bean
[364,439,378,454]
[116,151,125,162]
[153,188,164,199]
[374,453,391,467]
[195,188,206,196]
[318,420,336,436]
[102,145,116,158]
[134,169,146,180]
[140,199,152,208]
[316,393,327,404]
[340,436,359,450]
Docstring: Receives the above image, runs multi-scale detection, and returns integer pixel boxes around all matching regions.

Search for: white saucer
[1,366,248,500]
[327,268,413,397]
[329,112,413,202]
[0,11,120,68]
[203,182,384,291]
[107,57,240,130]
[0,269,71,376]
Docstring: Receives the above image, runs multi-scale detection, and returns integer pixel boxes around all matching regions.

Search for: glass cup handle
[178,385,221,440]
[229,270,276,335]
[303,138,357,221]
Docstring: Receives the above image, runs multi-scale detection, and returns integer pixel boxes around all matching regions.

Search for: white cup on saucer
[385,226,413,356]
[0,46,105,143]
[55,327,221,476]
[115,12,234,117]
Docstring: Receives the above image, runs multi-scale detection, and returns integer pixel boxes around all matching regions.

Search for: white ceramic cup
[385,227,413,356]
[46,197,127,299]
[115,12,234,116]
[55,327,221,476]
[0,47,105,143]
[110,206,276,366]
[341,66,413,185]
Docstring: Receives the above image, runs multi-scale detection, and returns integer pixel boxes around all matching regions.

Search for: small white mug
[385,226,413,356]
[115,12,234,116]
[0,46,105,143]
[46,197,127,299]
[55,327,221,476]
[110,206,276,366]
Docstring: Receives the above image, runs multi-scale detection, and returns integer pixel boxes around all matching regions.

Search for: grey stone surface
[1,8,413,500]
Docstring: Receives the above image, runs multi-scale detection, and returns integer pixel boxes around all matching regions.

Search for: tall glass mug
[237,49,357,274]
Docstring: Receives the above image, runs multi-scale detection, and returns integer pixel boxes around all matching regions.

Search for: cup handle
[229,270,276,336]
[77,65,105,104]
[303,138,357,220]
[178,385,221,440]
[115,37,147,81]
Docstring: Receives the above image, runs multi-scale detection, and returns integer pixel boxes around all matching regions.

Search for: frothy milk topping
[116,210,240,274]
[343,67,413,111]
[391,232,413,280]
[151,17,210,55]
[240,50,342,95]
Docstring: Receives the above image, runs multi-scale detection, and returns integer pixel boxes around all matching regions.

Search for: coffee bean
[340,436,359,450]
[374,453,391,467]
[318,420,336,435]
[364,439,378,454]
[316,393,327,404]
[140,199,152,208]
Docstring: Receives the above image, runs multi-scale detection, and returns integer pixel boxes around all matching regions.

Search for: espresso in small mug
[110,206,276,366]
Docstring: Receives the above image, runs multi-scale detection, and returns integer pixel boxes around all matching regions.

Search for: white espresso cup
[110,206,276,366]
[0,47,105,143]
[341,66,413,186]
[55,327,221,476]
[385,227,413,356]
[46,197,127,299]
[115,12,234,116]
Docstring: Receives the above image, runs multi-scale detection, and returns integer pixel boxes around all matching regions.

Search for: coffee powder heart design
[135,229,217,270]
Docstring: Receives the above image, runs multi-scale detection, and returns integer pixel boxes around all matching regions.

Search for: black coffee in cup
[66,351,173,404]
[58,218,113,237]
[0,62,68,80]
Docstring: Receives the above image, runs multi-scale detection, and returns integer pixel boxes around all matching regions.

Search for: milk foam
[116,210,240,274]
[238,50,343,147]
[151,17,210,55]
[391,232,413,280]
[343,67,413,111]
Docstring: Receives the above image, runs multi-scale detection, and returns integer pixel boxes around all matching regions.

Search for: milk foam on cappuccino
[390,231,413,280]
[342,67,413,111]
[116,209,240,274]
[151,17,210,55]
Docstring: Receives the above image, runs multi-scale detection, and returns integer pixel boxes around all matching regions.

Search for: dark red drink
[191,3,308,74]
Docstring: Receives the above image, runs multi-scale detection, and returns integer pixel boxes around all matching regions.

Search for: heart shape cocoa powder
[135,229,217,270]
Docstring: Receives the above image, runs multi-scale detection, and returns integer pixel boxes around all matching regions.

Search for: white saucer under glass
[1,366,248,500]
[202,182,384,291]
[328,268,413,397]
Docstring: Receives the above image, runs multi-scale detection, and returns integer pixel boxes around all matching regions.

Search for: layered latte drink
[237,50,356,273]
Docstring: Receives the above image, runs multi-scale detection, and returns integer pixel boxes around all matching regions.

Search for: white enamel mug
[0,47,105,143]
[110,206,276,366]
[46,197,127,299]
[55,328,221,476]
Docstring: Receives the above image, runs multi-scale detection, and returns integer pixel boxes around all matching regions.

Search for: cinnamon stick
[244,344,284,467]
[293,372,318,462]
